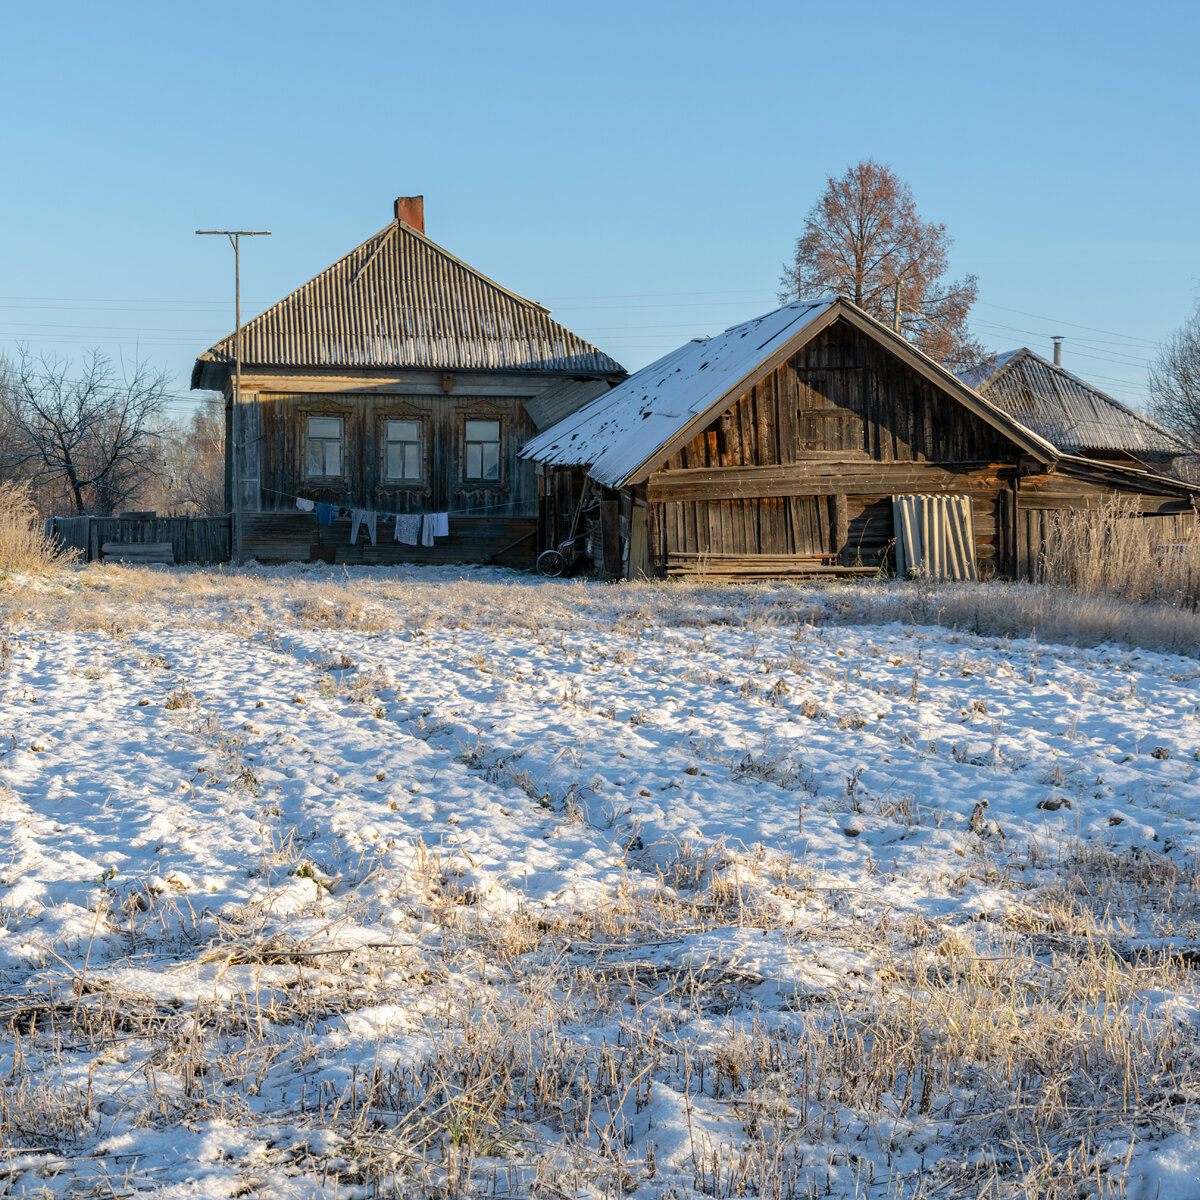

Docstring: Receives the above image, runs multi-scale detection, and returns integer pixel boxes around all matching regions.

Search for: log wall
[219,365,618,564]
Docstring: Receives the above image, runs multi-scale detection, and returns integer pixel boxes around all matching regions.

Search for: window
[305,415,343,478]
[464,419,501,481]
[384,418,424,482]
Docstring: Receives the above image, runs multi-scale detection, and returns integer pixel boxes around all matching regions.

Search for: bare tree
[156,395,226,515]
[0,349,172,515]
[780,160,988,369]
[1148,304,1200,478]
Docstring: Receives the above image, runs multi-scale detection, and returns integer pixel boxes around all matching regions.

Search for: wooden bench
[100,541,176,565]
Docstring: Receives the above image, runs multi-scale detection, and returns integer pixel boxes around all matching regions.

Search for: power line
[0,293,251,306]
[970,319,1154,366]
[974,300,1161,348]
[0,320,227,335]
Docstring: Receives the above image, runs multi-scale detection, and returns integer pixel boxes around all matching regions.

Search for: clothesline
[260,485,529,519]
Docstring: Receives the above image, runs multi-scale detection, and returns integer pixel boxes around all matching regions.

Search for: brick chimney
[394,196,425,233]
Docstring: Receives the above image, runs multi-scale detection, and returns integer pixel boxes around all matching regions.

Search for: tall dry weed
[0,481,66,573]
[1039,496,1200,608]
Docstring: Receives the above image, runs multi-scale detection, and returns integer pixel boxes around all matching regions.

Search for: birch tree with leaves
[780,160,988,369]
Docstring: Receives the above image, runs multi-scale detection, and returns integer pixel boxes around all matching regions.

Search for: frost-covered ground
[3,564,1200,1198]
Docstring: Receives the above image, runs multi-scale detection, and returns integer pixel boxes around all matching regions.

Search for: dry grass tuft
[1039,497,1200,609]
[0,481,67,574]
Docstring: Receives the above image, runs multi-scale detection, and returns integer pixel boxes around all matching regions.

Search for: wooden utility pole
[195,229,271,562]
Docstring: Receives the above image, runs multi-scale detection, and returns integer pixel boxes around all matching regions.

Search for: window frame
[463,418,502,483]
[302,411,347,482]
[458,403,507,490]
[381,415,427,485]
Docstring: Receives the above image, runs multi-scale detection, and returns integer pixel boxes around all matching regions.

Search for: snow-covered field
[3,564,1200,1198]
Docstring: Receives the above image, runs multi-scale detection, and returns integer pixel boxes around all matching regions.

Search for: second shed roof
[961,348,1185,458]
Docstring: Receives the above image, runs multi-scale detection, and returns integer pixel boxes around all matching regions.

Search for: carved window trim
[456,399,507,491]
[376,401,431,496]
[300,405,350,484]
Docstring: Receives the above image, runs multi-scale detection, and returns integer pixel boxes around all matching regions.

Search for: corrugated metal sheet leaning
[964,348,1185,459]
[893,495,979,582]
[192,220,622,387]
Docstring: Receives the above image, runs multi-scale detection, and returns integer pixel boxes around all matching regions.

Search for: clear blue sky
[2,0,1198,419]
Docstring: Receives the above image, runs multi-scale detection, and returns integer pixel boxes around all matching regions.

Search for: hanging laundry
[420,514,436,547]
[315,503,336,527]
[394,513,420,546]
[295,497,315,513]
[350,508,377,546]
[432,512,449,538]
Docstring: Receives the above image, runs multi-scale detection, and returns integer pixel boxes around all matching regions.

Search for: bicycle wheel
[536,549,568,577]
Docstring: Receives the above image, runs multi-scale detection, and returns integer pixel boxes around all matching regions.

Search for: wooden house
[522,297,1199,581]
[964,347,1187,472]
[191,197,625,565]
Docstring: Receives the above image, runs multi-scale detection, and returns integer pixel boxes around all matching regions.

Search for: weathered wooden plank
[601,496,621,576]
[627,506,648,578]
[101,541,175,564]
[648,460,1013,502]
[833,493,849,565]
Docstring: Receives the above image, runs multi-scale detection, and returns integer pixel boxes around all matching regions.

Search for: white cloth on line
[433,512,449,537]
[420,514,436,547]
[394,513,420,546]
[295,497,315,512]
[350,508,377,546]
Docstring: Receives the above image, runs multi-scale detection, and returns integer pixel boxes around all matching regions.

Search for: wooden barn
[191,197,625,565]
[522,297,1199,581]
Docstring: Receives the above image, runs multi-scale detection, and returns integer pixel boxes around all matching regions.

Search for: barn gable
[523,298,1057,488]
[660,319,1028,475]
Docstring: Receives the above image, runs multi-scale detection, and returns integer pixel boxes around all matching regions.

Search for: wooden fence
[44,516,232,565]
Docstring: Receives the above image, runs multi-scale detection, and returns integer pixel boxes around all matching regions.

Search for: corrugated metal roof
[522,298,1059,488]
[964,348,1185,458]
[192,220,623,387]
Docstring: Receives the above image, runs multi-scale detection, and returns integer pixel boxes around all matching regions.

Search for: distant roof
[961,348,1185,459]
[522,298,1058,488]
[192,219,623,389]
